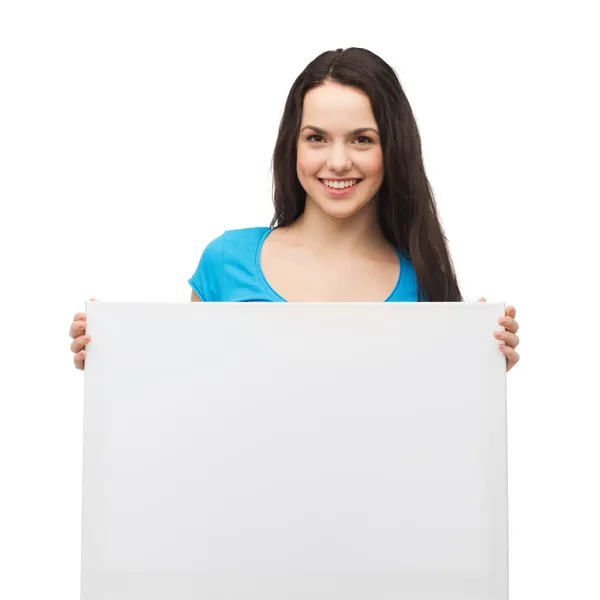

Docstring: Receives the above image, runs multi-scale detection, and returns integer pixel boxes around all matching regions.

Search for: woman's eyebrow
[301,125,379,136]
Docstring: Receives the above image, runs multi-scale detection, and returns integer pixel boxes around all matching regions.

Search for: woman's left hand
[478,297,520,372]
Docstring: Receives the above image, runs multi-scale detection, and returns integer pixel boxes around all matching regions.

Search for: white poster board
[81,301,508,600]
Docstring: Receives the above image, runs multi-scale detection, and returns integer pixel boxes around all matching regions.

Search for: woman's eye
[306,134,372,145]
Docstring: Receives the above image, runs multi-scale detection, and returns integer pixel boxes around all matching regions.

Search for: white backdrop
[1,1,598,599]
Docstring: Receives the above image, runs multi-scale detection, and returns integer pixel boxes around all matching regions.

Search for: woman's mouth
[318,178,363,197]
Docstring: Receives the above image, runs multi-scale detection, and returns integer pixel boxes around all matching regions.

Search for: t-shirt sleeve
[187,233,227,301]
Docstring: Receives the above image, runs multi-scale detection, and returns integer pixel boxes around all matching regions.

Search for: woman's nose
[327,144,352,171]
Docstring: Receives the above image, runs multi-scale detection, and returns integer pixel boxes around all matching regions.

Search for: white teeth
[322,179,359,189]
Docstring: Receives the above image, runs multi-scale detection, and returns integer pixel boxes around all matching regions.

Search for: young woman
[69,47,520,371]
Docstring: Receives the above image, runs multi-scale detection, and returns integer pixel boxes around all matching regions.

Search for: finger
[504,306,518,332]
[70,334,91,354]
[499,344,520,372]
[69,319,87,339]
[477,297,486,302]
[494,330,520,349]
[74,349,86,370]
[499,316,519,334]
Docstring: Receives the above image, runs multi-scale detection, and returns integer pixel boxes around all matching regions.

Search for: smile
[318,178,363,197]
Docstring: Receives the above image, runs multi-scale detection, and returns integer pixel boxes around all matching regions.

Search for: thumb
[477,297,487,302]
[90,297,98,301]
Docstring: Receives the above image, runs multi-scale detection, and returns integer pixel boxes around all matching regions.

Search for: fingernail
[494,331,502,338]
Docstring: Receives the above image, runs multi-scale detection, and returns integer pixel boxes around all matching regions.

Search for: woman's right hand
[70,298,97,370]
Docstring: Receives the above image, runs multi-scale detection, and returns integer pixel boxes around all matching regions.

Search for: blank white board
[82,301,508,600]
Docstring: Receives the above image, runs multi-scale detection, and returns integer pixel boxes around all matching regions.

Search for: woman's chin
[312,196,373,220]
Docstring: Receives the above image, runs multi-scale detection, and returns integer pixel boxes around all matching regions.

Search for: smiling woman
[294,85,386,226]
[70,47,520,372]
[304,128,373,195]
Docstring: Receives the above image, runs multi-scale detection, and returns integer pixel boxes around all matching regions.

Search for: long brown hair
[270,47,464,302]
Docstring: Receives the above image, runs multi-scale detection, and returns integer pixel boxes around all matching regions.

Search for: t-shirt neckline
[254,226,405,303]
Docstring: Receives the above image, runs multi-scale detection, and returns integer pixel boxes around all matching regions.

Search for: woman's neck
[282,195,390,259]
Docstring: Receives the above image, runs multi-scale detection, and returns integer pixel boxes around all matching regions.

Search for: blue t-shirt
[188,227,419,302]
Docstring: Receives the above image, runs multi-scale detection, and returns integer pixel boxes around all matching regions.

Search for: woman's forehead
[301,85,376,130]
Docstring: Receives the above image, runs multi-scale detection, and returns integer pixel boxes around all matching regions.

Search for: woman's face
[296,81,384,221]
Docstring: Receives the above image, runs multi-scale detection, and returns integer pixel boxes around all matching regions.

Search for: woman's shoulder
[188,226,270,301]
[213,226,270,248]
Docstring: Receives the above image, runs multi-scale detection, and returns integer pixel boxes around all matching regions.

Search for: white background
[1,1,598,598]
